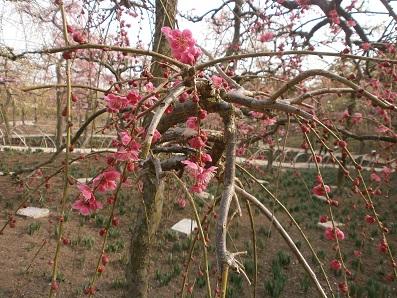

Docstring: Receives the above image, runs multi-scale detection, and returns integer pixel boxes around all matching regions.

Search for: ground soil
[0,150,396,297]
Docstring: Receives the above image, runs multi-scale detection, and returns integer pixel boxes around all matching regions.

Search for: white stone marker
[195,191,214,200]
[16,207,50,219]
[171,218,197,237]
[76,177,93,184]
[317,220,344,230]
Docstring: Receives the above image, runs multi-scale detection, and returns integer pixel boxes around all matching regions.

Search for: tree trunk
[125,2,178,296]
[0,88,12,145]
[267,146,274,173]
[150,0,178,82]
[126,170,164,297]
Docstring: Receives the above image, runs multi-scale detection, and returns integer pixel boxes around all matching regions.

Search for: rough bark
[150,0,178,82]
[126,169,164,297]
[0,87,12,145]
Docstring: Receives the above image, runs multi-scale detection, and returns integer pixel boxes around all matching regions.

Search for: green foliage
[82,237,95,250]
[350,282,365,298]
[264,256,288,297]
[365,278,389,298]
[229,271,244,292]
[113,277,127,289]
[106,239,125,253]
[108,227,121,238]
[276,251,291,267]
[299,274,312,294]
[28,221,41,235]
[164,230,180,242]
[264,272,287,298]
[5,201,14,209]
[259,226,272,237]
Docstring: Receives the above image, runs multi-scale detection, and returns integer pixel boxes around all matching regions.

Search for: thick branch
[216,104,237,270]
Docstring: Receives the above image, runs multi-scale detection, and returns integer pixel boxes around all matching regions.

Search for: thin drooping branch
[21,84,106,93]
[286,87,355,104]
[196,50,397,72]
[380,0,397,23]
[13,108,109,175]
[337,128,397,143]
[234,185,328,298]
[267,69,394,109]
[9,43,186,69]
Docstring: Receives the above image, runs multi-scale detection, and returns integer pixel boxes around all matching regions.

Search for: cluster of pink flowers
[93,168,121,193]
[72,184,103,216]
[249,111,277,125]
[161,27,201,65]
[260,32,273,43]
[182,110,217,193]
[188,131,208,149]
[181,159,217,194]
[378,239,388,253]
[365,215,376,224]
[104,90,142,113]
[72,168,122,216]
[324,227,345,241]
[329,259,342,270]
[312,175,330,197]
[111,130,142,171]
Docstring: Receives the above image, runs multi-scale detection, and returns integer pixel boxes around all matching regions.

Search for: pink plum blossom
[350,113,362,123]
[119,131,132,146]
[365,215,376,224]
[92,168,120,193]
[211,75,223,89]
[347,20,356,27]
[104,94,130,113]
[189,132,207,149]
[375,125,389,133]
[78,184,94,200]
[126,90,141,106]
[324,227,345,241]
[370,173,381,182]
[162,27,201,65]
[178,199,186,208]
[72,184,103,215]
[113,149,139,162]
[354,250,361,258]
[152,130,161,143]
[379,240,388,253]
[361,43,371,50]
[330,259,342,270]
[260,32,273,43]
[181,160,217,194]
[313,184,330,196]
[186,117,199,130]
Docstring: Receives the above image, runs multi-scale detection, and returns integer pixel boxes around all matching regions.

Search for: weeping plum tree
[0,0,397,297]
